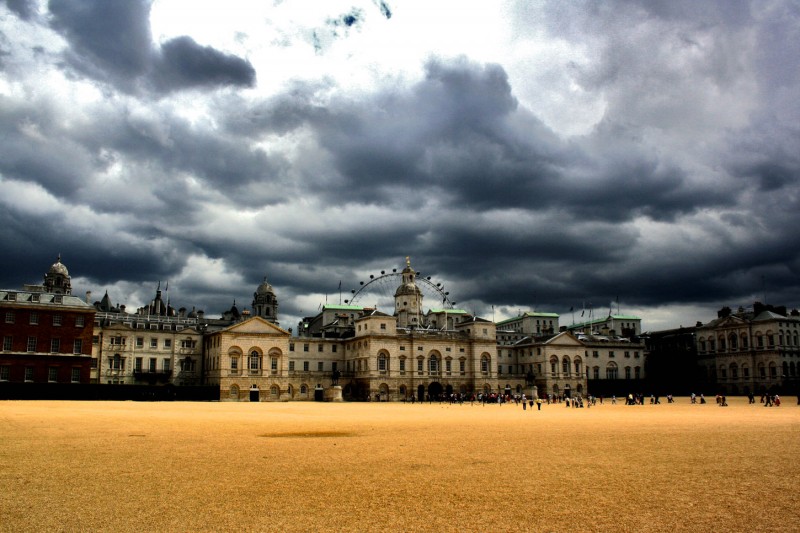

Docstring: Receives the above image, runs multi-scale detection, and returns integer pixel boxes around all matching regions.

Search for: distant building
[92,284,203,386]
[1,256,94,384]
[695,303,800,395]
[207,259,499,401]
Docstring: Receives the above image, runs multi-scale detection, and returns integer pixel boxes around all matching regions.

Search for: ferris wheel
[344,268,457,311]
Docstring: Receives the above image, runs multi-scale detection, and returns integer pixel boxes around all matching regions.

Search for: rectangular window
[303,344,309,352]
[272,358,279,371]
[399,346,405,351]
[75,316,85,327]
[231,357,238,370]
[417,359,423,372]
[624,351,630,358]
[318,344,323,352]
[90,358,98,369]
[317,361,323,372]
[29,312,39,325]
[303,361,309,372]
[50,338,60,353]
[53,315,62,326]
[609,351,615,358]
[0,366,9,381]
[625,367,631,379]
[150,338,157,348]
[418,346,423,351]
[149,358,157,372]
[3,336,11,351]
[5,311,14,324]
[332,345,337,353]
[135,357,143,371]
[289,343,295,352]
[136,337,144,348]
[380,323,386,330]
[27,336,37,353]
[445,359,451,373]
[49,367,59,382]
[288,361,295,371]
[92,335,100,345]
[460,360,465,374]
[164,339,172,348]
[163,359,170,372]
[24,366,34,382]
[71,368,80,383]
[399,358,406,372]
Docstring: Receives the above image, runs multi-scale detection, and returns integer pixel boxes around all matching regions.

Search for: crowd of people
[401,390,794,408]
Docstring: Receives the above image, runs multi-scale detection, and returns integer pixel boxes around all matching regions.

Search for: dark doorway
[417,384,425,402]
[314,386,324,402]
[428,382,443,400]
[249,387,259,402]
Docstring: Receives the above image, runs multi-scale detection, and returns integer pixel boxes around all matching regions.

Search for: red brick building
[0,257,95,384]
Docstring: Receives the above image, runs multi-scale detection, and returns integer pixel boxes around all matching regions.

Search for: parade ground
[1,397,798,532]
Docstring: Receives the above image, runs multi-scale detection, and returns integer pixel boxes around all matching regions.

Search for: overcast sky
[2,0,799,332]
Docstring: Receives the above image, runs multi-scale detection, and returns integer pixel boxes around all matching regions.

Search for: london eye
[344,268,456,312]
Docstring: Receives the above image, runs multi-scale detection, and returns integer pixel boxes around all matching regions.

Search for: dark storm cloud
[49,0,153,88]
[152,36,255,91]
[48,0,254,94]
[4,0,36,20]
[290,57,723,224]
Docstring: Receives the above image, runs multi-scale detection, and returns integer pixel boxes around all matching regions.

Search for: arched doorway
[445,384,454,396]
[249,385,260,402]
[417,384,425,402]
[428,382,443,400]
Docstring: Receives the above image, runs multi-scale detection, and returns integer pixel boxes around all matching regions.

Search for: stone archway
[428,381,444,401]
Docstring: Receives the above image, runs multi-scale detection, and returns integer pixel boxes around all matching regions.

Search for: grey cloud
[152,36,255,91]
[48,0,254,94]
[4,0,37,20]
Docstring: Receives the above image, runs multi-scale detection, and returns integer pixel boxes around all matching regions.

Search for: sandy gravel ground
[1,397,798,532]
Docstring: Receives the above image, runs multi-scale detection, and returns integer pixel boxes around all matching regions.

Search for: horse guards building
[2,256,796,400]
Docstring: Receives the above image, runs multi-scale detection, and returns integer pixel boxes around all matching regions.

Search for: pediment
[716,315,747,328]
[223,316,290,336]
[545,331,583,347]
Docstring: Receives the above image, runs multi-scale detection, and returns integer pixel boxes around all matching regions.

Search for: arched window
[592,366,600,380]
[249,351,260,372]
[480,355,489,373]
[741,334,748,349]
[634,366,641,379]
[768,361,777,379]
[606,362,618,380]
[562,356,570,376]
[378,353,387,372]
[550,357,558,376]
[729,334,738,350]
[574,357,582,375]
[229,384,239,399]
[625,366,631,379]
[429,355,439,373]
[300,384,308,394]
[730,363,738,380]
